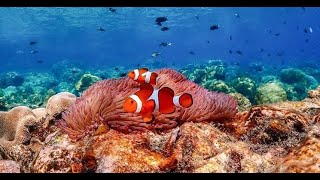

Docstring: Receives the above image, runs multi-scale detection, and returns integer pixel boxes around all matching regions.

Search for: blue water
[0,7,319,73]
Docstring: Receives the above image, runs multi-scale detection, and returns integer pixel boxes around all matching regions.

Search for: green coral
[228,93,251,112]
[181,60,226,84]
[75,74,102,92]
[255,82,287,105]
[279,68,319,100]
[279,68,307,84]
[231,77,256,101]
[202,80,235,94]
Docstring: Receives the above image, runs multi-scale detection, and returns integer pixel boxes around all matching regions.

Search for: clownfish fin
[145,99,156,112]
[136,83,154,101]
[175,93,193,108]
[142,112,154,123]
[158,87,176,114]
[139,68,149,73]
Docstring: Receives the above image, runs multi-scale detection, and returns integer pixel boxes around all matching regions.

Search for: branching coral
[58,68,238,141]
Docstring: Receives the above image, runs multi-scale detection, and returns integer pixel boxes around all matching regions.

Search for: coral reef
[45,92,76,118]
[255,82,287,105]
[0,85,320,173]
[229,93,251,112]
[279,68,319,101]
[0,106,38,153]
[231,77,256,102]
[75,74,102,93]
[1,58,320,173]
[0,72,24,88]
[51,60,85,83]
[202,80,235,94]
[58,68,238,141]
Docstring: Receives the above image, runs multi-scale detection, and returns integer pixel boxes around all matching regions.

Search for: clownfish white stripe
[141,71,152,83]
[173,95,181,107]
[147,88,159,111]
[133,69,139,80]
[156,76,160,85]
[130,94,142,113]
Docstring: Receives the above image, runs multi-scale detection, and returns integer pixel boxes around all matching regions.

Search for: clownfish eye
[131,100,133,104]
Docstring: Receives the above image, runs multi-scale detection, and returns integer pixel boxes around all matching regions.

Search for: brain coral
[0,106,38,152]
[58,68,238,141]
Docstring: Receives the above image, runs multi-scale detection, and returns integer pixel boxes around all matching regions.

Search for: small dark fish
[229,50,232,54]
[274,33,280,36]
[229,35,232,40]
[195,15,199,20]
[234,13,240,18]
[114,67,119,71]
[234,62,240,65]
[97,27,105,31]
[72,69,77,73]
[189,51,195,55]
[119,73,126,77]
[304,28,308,33]
[236,50,242,55]
[207,40,210,44]
[159,42,172,47]
[296,26,299,30]
[29,41,37,45]
[277,52,284,56]
[282,21,287,25]
[305,39,309,43]
[36,60,44,63]
[155,17,167,26]
[30,50,38,54]
[210,25,220,31]
[267,53,271,57]
[137,63,140,67]
[259,48,264,52]
[161,27,169,31]
[109,8,117,13]
[151,52,160,57]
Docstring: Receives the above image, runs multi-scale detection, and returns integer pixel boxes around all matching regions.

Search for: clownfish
[128,68,160,85]
[123,83,193,122]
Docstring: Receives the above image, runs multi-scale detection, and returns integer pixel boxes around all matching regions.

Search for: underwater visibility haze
[1,7,320,173]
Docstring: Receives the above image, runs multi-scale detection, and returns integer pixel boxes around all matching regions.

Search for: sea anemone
[58,68,238,141]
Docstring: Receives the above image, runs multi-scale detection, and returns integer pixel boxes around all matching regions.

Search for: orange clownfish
[123,83,193,122]
[128,68,160,85]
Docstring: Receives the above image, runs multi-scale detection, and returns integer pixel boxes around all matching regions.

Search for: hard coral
[46,92,76,118]
[0,106,38,152]
[58,68,238,141]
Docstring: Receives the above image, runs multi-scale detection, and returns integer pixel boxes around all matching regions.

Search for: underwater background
[0,7,319,111]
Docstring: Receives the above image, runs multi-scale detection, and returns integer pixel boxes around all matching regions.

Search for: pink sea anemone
[57,68,238,141]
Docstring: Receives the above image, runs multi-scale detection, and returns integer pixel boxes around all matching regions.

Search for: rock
[0,160,20,173]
